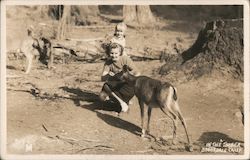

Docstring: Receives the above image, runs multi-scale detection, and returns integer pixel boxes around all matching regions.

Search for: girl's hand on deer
[109,71,115,76]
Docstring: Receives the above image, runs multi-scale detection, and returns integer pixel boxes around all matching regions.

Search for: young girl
[110,22,127,49]
[102,22,128,58]
[99,42,139,113]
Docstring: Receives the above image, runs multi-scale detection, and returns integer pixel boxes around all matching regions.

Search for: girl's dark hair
[108,43,124,56]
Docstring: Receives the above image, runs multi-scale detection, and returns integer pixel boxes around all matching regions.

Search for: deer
[18,26,53,74]
[118,65,193,152]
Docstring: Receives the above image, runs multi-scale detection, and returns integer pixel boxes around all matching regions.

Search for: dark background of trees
[45,5,243,40]
[99,5,243,20]
[150,5,243,21]
[48,5,243,22]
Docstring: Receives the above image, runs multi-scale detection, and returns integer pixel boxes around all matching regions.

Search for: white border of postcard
[1,0,249,160]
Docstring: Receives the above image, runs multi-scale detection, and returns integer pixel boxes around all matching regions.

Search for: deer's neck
[127,73,138,85]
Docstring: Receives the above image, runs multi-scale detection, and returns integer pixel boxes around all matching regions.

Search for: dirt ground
[6,59,244,155]
[5,10,244,156]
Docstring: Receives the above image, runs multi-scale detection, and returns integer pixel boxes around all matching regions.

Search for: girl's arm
[125,56,140,76]
[101,64,115,81]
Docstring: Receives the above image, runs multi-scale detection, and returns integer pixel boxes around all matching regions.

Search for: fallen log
[66,37,105,42]
[130,55,159,61]
[51,39,167,63]
[71,25,114,29]
[50,39,105,63]
[128,49,162,61]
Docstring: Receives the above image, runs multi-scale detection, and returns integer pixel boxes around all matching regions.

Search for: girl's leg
[102,83,129,112]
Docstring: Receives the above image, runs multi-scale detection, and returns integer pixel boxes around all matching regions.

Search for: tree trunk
[78,5,99,16]
[57,5,71,40]
[71,5,100,25]
[136,5,155,24]
[39,5,49,19]
[123,5,137,23]
[123,5,155,26]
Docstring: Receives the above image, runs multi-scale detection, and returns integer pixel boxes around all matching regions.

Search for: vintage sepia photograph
[1,0,249,160]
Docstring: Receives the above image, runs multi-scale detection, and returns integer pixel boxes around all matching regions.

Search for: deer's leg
[138,99,146,137]
[25,53,33,74]
[159,86,179,144]
[169,112,178,144]
[166,87,177,144]
[47,46,54,69]
[146,106,152,134]
[15,49,21,60]
[172,101,191,147]
[160,106,178,144]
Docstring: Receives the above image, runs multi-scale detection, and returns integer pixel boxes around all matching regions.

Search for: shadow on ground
[59,86,100,106]
[198,131,244,144]
[60,86,141,136]
[95,111,141,136]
